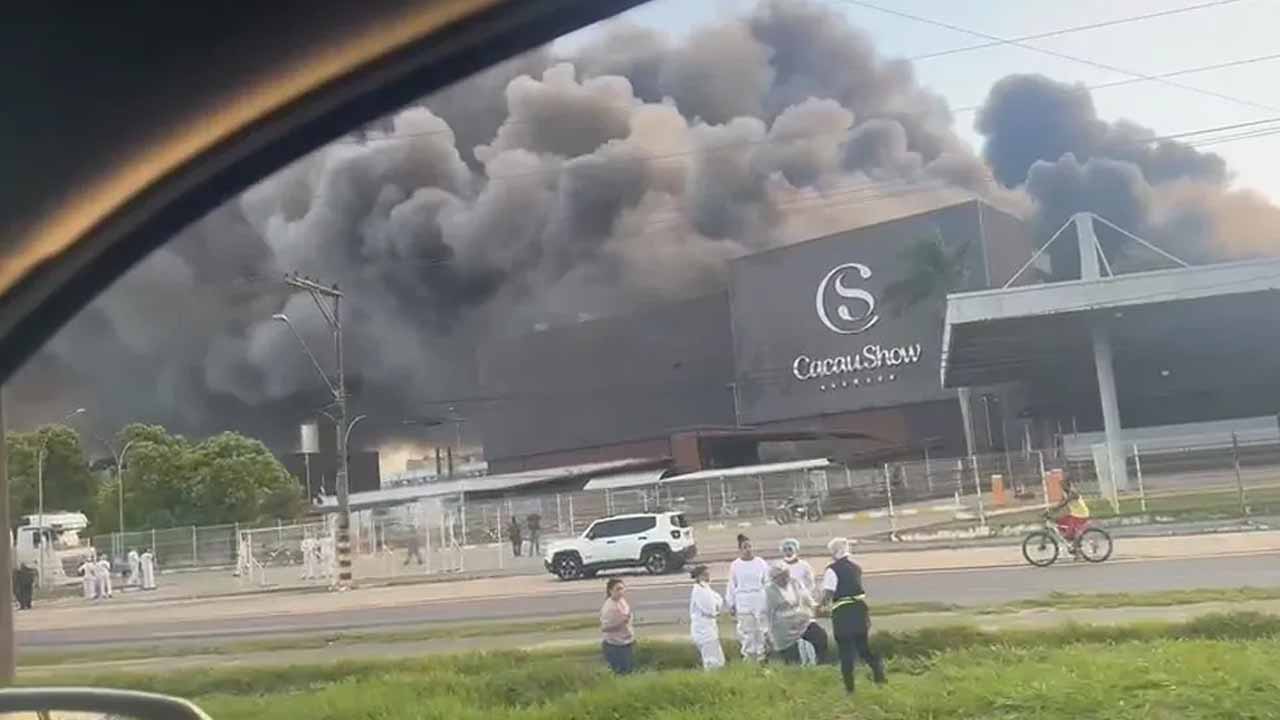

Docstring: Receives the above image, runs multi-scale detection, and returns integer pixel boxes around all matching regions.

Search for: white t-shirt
[725,556,770,613]
[785,558,816,598]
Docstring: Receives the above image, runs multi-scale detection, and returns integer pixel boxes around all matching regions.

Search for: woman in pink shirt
[600,578,635,674]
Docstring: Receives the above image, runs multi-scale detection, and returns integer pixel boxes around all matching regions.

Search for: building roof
[942,257,1280,388]
[315,457,662,511]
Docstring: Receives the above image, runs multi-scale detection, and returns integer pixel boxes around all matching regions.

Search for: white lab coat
[300,537,316,579]
[96,558,113,598]
[127,550,141,587]
[140,551,157,590]
[784,557,817,601]
[725,556,770,661]
[78,561,96,600]
[689,582,726,669]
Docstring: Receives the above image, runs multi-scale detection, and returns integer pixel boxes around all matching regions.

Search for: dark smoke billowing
[10,0,1278,455]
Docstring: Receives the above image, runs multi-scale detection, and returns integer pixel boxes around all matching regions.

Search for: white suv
[543,512,696,581]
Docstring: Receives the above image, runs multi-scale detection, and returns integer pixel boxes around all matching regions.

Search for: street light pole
[277,273,353,589]
[112,440,138,534]
[36,407,85,587]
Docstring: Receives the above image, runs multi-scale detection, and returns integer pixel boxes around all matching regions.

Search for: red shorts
[1056,515,1088,541]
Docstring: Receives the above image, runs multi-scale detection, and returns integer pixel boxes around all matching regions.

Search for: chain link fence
[86,437,1280,591]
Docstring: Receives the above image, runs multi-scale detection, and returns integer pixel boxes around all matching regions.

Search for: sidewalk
[23,596,1280,678]
[17,529,1280,634]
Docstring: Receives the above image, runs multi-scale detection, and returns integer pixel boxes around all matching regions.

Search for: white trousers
[695,638,726,670]
[735,610,768,662]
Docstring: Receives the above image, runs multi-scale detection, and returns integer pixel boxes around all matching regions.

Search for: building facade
[477,200,1034,474]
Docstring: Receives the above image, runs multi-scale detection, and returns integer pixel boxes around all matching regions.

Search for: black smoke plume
[10,0,1277,457]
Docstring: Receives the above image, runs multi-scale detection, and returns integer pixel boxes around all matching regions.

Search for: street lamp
[36,407,85,586]
[97,438,139,534]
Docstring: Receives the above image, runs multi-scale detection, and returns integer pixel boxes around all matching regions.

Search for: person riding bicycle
[1046,477,1090,548]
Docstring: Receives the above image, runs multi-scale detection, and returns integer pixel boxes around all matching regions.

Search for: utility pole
[277,273,352,590]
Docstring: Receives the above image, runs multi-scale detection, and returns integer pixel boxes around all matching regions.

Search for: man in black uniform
[13,563,37,610]
[820,537,886,694]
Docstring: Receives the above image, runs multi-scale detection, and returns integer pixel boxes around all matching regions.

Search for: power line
[839,0,1280,113]
[952,51,1280,114]
[908,0,1250,62]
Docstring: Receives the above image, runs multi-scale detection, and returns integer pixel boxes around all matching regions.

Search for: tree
[5,425,93,525]
[881,234,972,319]
[93,424,304,531]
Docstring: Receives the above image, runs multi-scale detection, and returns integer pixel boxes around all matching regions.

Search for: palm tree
[881,232,979,458]
[881,232,971,319]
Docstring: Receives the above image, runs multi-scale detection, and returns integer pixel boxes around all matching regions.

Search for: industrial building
[476,199,1035,475]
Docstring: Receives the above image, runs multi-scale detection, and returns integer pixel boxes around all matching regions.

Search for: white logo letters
[815,262,879,335]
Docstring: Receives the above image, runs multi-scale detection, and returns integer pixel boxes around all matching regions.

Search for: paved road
[20,551,1279,649]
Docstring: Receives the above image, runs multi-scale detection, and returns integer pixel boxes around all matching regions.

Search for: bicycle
[1021,515,1113,567]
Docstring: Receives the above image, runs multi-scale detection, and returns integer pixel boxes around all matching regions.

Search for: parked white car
[543,512,696,580]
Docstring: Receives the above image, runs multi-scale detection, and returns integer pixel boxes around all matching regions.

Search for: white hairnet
[780,538,800,555]
[827,537,850,559]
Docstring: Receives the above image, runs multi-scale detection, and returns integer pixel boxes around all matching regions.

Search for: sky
[561,0,1280,201]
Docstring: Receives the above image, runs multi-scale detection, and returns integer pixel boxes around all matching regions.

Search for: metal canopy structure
[942,212,1280,495]
[942,255,1280,388]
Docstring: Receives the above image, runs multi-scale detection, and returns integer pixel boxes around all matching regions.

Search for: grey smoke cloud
[12,0,1276,452]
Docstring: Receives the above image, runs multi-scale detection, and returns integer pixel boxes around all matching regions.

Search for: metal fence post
[1132,444,1147,513]
[1038,451,1050,509]
[882,463,897,531]
[1232,432,1248,517]
[705,479,714,521]
[461,494,469,546]
[568,494,575,535]
[758,477,767,521]
[555,493,563,533]
[970,455,987,526]
[191,526,198,565]
[844,465,853,489]
[496,503,504,569]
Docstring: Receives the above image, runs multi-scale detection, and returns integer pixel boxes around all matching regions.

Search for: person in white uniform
[780,538,816,602]
[725,534,770,662]
[96,554,113,598]
[300,536,317,580]
[127,548,141,588]
[688,564,726,670]
[140,549,157,590]
[78,557,96,600]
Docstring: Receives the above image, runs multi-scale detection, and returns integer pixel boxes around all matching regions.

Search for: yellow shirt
[1067,496,1090,518]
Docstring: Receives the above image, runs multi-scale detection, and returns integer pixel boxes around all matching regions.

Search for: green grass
[31,612,1280,720]
[990,587,1280,613]
[19,616,603,667]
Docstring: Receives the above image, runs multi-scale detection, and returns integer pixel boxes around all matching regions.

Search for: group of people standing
[599,533,886,695]
[721,534,885,692]
[506,513,541,557]
[78,548,157,601]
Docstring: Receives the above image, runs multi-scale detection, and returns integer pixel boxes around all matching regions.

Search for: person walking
[526,513,542,556]
[688,564,726,670]
[96,553,114,599]
[765,561,828,665]
[725,534,770,662]
[821,537,885,694]
[127,548,141,588]
[140,548,158,590]
[403,530,425,566]
[507,515,523,558]
[77,557,95,600]
[600,578,635,674]
[13,563,36,610]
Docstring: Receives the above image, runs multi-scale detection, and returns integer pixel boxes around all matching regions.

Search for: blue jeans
[602,641,635,674]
